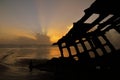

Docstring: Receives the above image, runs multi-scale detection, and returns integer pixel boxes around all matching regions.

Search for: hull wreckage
[30,0,120,79]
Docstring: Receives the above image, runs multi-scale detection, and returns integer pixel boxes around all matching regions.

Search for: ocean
[0,45,61,80]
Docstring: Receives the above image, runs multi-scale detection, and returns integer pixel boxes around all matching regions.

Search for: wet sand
[0,47,58,80]
[0,60,54,80]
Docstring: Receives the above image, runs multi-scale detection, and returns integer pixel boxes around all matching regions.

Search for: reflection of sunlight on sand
[0,46,62,64]
[0,49,54,80]
[0,47,61,80]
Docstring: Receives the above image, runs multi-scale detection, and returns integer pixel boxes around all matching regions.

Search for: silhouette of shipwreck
[53,0,120,58]
[52,0,120,67]
[31,0,120,79]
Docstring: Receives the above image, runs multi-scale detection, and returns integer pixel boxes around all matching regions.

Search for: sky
[0,0,95,43]
[0,0,120,47]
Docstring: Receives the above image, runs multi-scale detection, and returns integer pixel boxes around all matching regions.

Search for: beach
[0,45,60,80]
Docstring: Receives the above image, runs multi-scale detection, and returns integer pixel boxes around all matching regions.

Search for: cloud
[0,27,51,45]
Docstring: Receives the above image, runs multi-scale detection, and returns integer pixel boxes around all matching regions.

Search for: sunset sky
[0,0,95,43]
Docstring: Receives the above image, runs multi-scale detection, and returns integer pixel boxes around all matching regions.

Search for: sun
[67,24,73,30]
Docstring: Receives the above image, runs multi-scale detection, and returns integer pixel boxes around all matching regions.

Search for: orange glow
[48,30,62,43]
[67,24,73,30]
[47,24,73,43]
[0,27,36,40]
[49,35,60,43]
